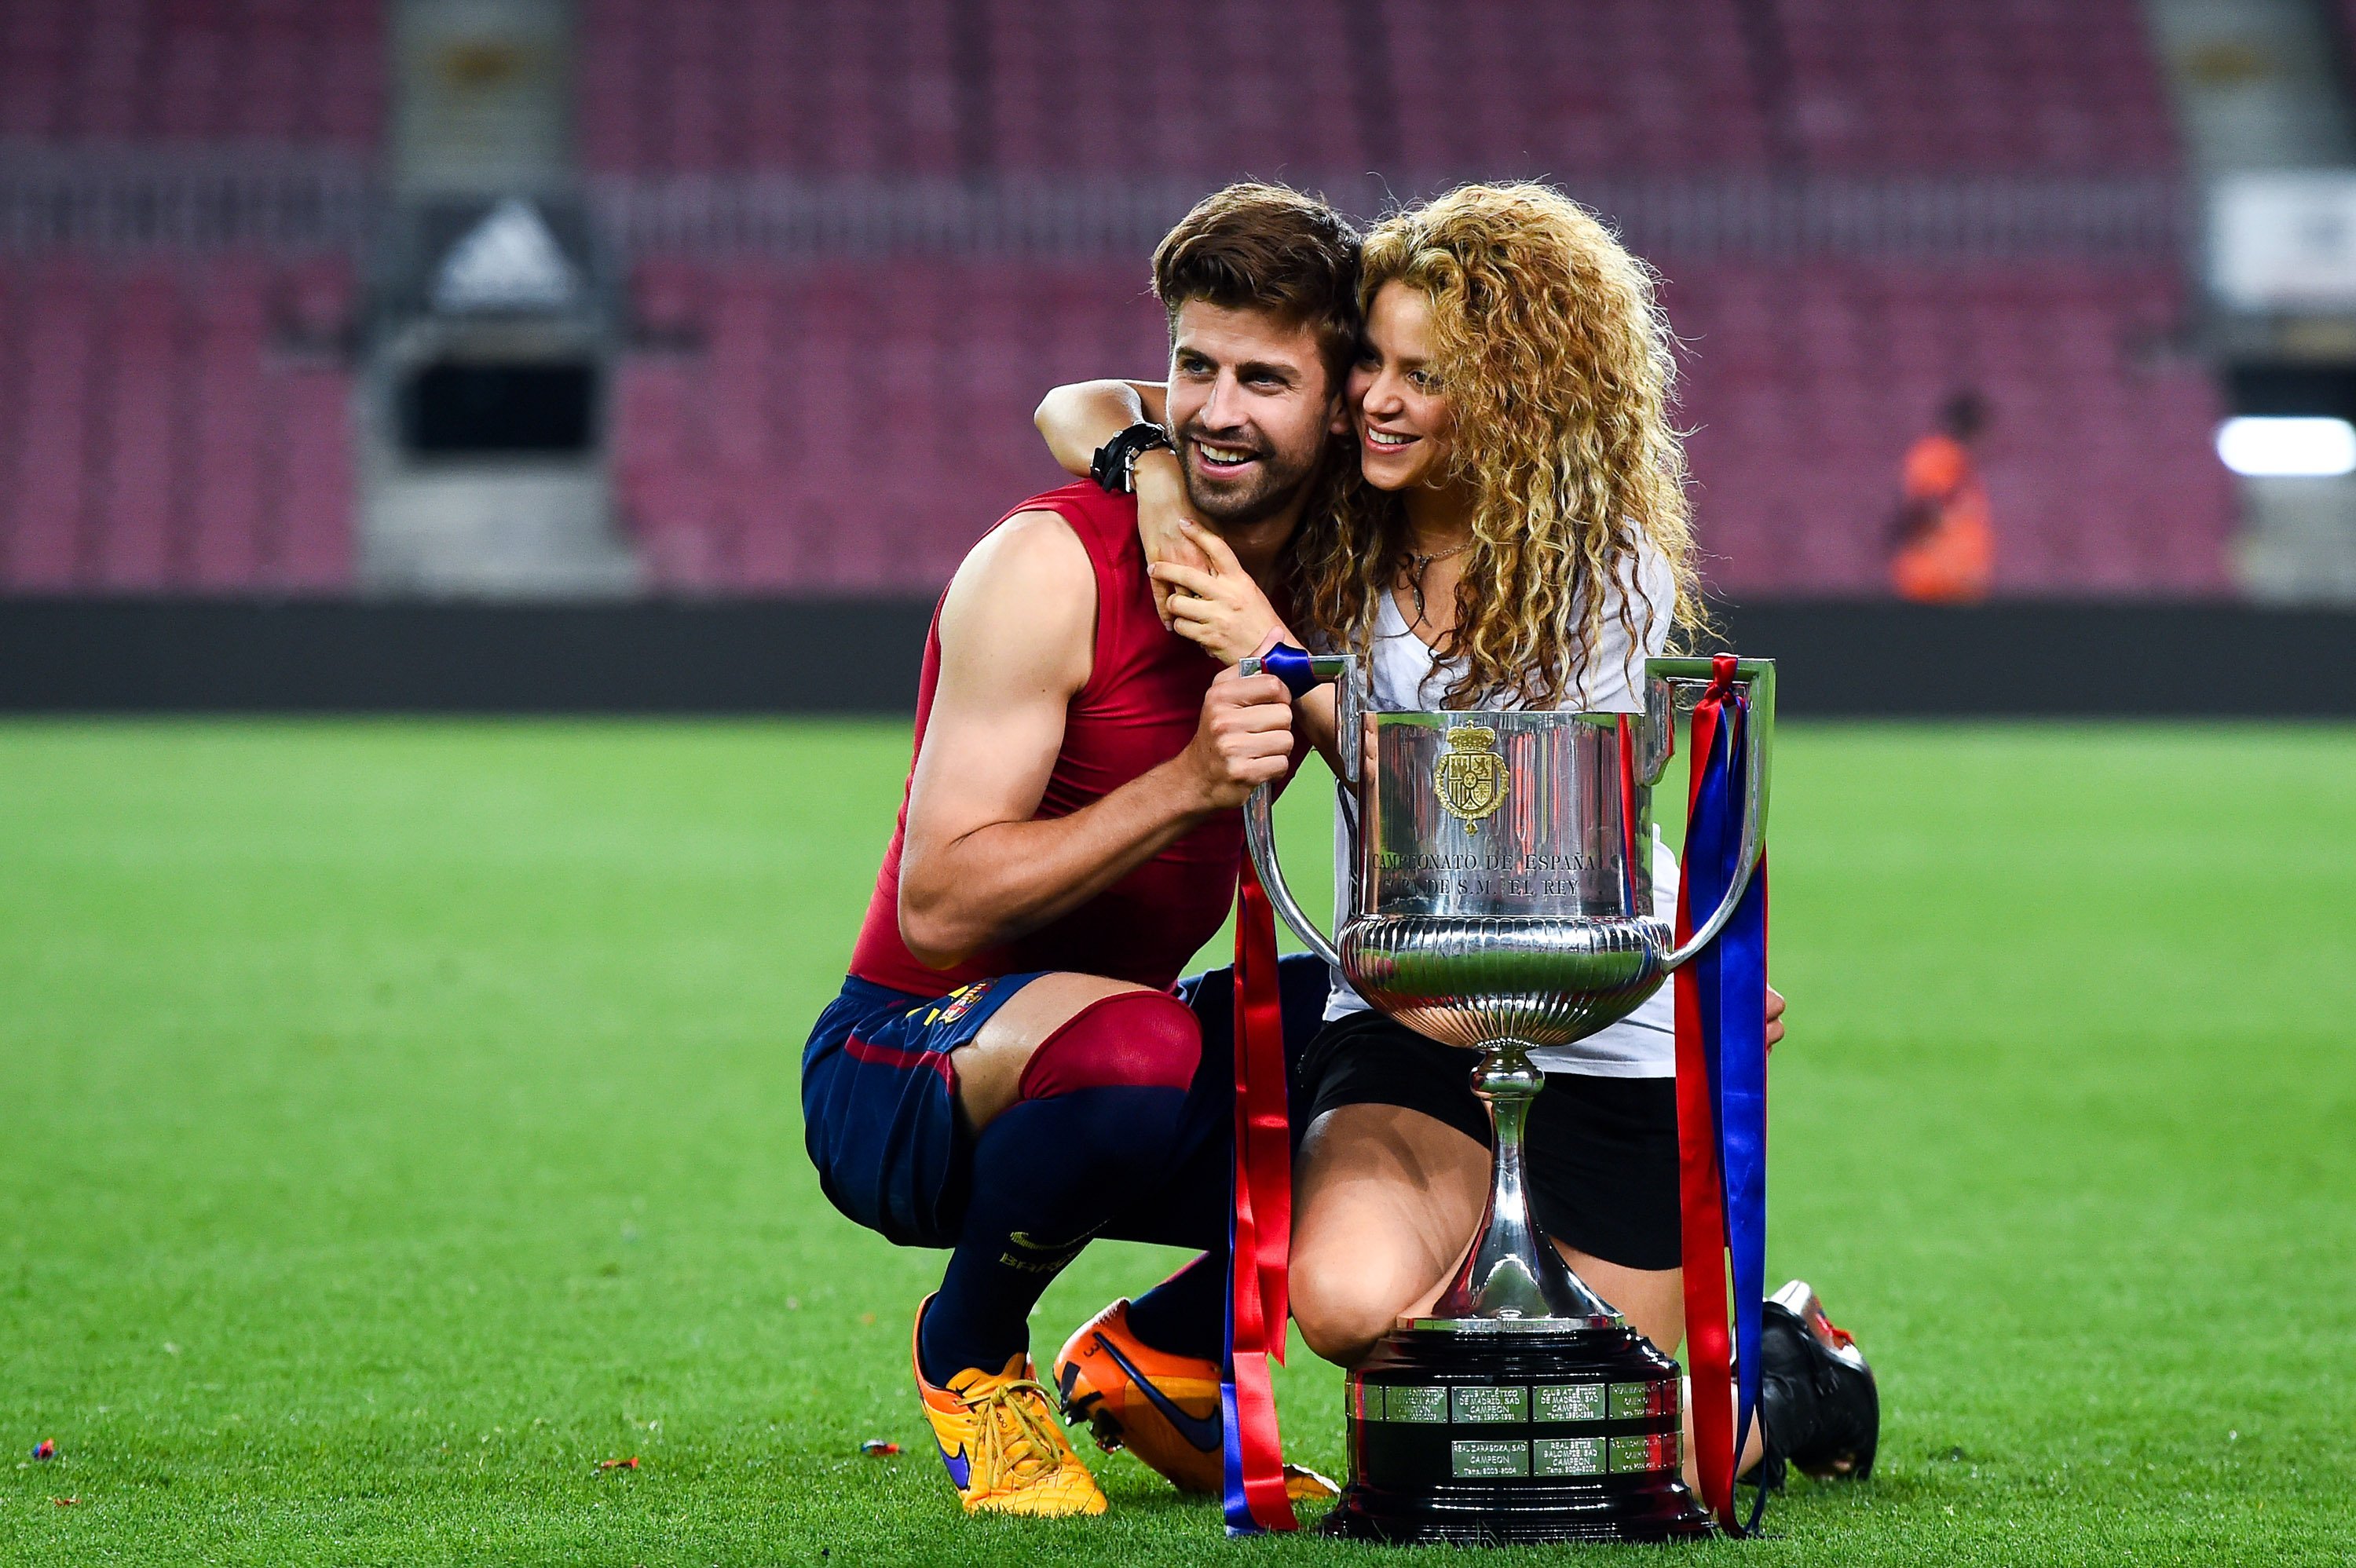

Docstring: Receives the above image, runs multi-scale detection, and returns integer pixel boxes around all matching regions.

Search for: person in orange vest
[1890,392,1994,602]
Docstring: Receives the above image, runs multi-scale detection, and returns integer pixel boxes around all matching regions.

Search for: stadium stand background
[0,0,375,593]
[0,0,2265,600]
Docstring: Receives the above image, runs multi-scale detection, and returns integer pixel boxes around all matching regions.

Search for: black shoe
[1753,1280,1878,1485]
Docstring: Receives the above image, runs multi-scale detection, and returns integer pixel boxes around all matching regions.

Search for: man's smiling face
[1162,300,1344,528]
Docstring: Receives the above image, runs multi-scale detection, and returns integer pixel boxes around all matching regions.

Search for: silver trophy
[1238,652,1772,1544]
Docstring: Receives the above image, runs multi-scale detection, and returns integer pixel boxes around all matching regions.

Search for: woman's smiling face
[1349,280,1454,493]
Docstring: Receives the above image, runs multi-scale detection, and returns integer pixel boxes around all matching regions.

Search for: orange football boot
[913,1298,1107,1517]
[1053,1298,1337,1501]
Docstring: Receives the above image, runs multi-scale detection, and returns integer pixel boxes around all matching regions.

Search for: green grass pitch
[2,718,2351,1566]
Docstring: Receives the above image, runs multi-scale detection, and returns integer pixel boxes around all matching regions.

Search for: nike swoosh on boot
[935,1439,971,1490]
[1092,1332,1223,1453]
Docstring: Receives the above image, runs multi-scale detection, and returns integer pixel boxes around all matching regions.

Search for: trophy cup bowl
[1239,653,1773,1545]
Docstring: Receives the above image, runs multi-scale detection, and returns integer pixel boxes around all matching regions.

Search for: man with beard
[801,185,1355,1517]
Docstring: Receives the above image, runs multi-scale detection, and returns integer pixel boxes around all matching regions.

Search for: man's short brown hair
[1151,183,1363,384]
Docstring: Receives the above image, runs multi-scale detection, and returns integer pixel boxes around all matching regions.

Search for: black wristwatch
[1088,422,1176,494]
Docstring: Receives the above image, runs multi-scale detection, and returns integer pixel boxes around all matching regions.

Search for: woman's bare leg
[1288,1103,1489,1365]
[1553,1246,1765,1493]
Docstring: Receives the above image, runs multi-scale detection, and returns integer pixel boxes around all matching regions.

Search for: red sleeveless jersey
[847,482,1241,996]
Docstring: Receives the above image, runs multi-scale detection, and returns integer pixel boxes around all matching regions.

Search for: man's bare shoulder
[956,509,1093,594]
[935,510,1097,685]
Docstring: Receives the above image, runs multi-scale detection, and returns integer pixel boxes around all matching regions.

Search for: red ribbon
[1617,714,1643,912]
[1224,860,1298,1533]
[1674,656,1740,1531]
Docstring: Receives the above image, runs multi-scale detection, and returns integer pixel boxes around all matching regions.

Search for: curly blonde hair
[1293,183,1705,707]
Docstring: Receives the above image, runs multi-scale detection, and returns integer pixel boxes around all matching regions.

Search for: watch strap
[1089,422,1175,494]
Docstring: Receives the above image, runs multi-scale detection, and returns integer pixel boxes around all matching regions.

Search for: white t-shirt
[1323,544,1679,1079]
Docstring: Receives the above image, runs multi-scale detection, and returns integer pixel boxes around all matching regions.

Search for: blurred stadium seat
[575,0,2172,179]
[0,254,356,592]
[0,0,2232,598]
[0,0,382,146]
[1769,0,2177,174]
[613,260,1152,592]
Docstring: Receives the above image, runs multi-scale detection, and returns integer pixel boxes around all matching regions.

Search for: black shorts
[1298,1009,1682,1272]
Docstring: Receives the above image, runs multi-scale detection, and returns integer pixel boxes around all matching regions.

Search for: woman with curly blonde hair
[1299,181,1705,708]
[1035,181,1873,1493]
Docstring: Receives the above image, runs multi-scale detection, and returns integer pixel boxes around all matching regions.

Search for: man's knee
[1017,988,1202,1100]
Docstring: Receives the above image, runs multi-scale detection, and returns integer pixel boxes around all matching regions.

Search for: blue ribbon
[1219,1204,1251,1534]
[1256,642,1319,700]
[1685,689,1771,1528]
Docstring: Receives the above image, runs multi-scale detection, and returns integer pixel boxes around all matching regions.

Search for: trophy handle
[1644,656,1776,970]
[1236,648,1361,967]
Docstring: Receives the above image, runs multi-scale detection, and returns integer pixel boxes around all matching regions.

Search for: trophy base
[1326,1321,1714,1546]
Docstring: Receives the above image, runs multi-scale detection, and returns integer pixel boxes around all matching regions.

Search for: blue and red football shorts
[801,958,1330,1249]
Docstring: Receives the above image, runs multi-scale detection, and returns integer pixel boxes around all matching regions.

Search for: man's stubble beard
[1176,432,1324,532]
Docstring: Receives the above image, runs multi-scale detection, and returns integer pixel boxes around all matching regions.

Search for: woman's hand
[1765,985,1786,1051]
[1148,519,1290,665]
[1135,448,1209,628]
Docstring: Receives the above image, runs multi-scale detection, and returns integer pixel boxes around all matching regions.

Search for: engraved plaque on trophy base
[1326,1325,1713,1545]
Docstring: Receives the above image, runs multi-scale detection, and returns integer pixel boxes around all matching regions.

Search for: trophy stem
[1429,1039,1621,1325]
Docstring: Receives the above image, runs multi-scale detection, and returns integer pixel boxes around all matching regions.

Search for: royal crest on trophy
[1431,723,1508,832]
